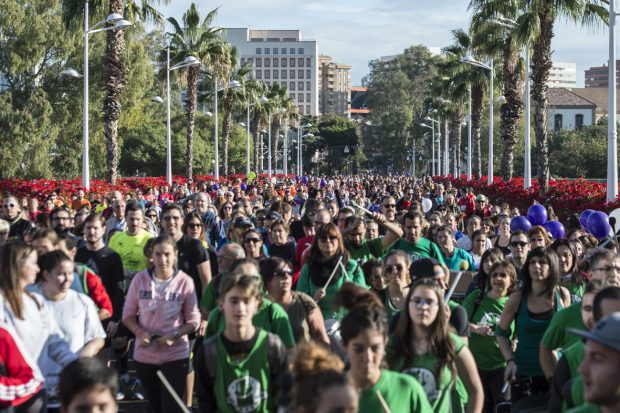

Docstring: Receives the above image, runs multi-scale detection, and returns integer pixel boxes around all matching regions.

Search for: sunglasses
[318,235,339,243]
[2,203,15,208]
[385,264,404,273]
[383,204,396,209]
[274,268,292,278]
[187,223,202,229]
[147,214,157,219]
[244,238,261,244]
[510,241,528,248]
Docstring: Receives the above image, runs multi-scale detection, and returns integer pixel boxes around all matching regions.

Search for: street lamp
[462,54,494,185]
[608,2,619,202]
[489,16,532,189]
[62,4,131,191]
[213,78,241,180]
[165,54,201,185]
[298,123,312,176]
[424,116,442,176]
[246,95,268,176]
[420,123,436,176]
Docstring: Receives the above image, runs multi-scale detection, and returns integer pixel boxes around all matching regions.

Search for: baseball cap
[233,216,254,229]
[265,211,283,221]
[568,312,620,352]
[475,194,487,202]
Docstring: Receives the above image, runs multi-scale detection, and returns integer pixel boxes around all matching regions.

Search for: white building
[547,88,596,132]
[222,28,319,116]
[547,62,577,88]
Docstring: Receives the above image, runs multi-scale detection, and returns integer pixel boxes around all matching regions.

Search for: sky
[159,0,611,87]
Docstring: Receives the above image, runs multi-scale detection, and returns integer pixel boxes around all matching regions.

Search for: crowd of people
[0,174,619,413]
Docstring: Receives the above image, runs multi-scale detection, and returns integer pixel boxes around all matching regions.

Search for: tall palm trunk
[500,36,524,182]
[271,119,281,171]
[185,65,199,179]
[103,0,126,184]
[251,113,261,174]
[531,2,554,194]
[450,109,463,176]
[221,89,234,176]
[471,85,484,178]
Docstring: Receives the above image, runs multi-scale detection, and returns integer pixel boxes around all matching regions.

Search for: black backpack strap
[470,288,485,319]
[202,335,219,382]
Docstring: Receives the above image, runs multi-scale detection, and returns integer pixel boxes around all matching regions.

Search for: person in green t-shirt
[389,211,445,265]
[343,212,402,264]
[550,239,586,303]
[194,273,288,413]
[388,278,484,413]
[462,260,517,413]
[378,250,411,323]
[336,283,432,413]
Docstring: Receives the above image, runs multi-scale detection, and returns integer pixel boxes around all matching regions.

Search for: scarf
[308,254,345,287]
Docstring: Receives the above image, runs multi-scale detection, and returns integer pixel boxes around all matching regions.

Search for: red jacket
[458,194,475,216]
[0,326,43,407]
[76,264,114,318]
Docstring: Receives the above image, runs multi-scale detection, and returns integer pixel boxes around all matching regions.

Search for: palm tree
[245,79,268,173]
[265,83,292,168]
[167,4,225,179]
[220,46,253,176]
[470,0,525,182]
[514,0,606,193]
[62,0,170,183]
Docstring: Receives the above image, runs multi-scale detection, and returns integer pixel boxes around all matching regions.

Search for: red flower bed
[434,175,620,220]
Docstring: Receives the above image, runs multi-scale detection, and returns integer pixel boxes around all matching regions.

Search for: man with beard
[343,213,402,263]
[50,206,80,243]
[2,195,33,240]
[378,195,397,236]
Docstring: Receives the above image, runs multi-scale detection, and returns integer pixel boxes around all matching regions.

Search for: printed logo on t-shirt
[226,375,267,413]
[403,367,440,402]
[407,252,424,263]
[479,312,501,332]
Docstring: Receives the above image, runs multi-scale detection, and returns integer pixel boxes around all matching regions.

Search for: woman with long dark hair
[388,278,484,413]
[496,247,571,403]
[550,239,584,303]
[296,223,366,319]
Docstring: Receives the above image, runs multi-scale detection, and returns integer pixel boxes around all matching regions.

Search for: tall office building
[222,28,319,116]
[547,62,577,88]
[584,61,620,88]
[318,55,351,117]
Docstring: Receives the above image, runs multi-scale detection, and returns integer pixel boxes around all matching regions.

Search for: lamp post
[462,55,494,185]
[467,87,472,181]
[283,119,289,175]
[298,123,312,176]
[609,1,619,202]
[245,95,268,176]
[420,122,435,176]
[212,79,241,180]
[61,3,131,191]
[424,116,442,176]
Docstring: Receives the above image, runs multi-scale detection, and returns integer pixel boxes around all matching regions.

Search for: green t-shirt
[346,237,385,263]
[389,237,446,266]
[358,369,432,413]
[205,298,296,348]
[214,329,271,413]
[567,404,601,413]
[564,340,585,378]
[561,275,585,303]
[541,301,584,351]
[200,276,220,311]
[296,259,367,319]
[462,290,512,371]
[108,230,153,273]
[440,247,475,272]
[390,333,466,413]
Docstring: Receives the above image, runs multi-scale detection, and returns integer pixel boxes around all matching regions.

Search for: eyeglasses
[410,297,439,308]
[510,241,528,248]
[188,223,203,229]
[274,268,292,278]
[385,264,404,273]
[592,266,620,273]
[382,204,396,209]
[318,235,339,243]
[146,214,157,219]
[244,238,262,244]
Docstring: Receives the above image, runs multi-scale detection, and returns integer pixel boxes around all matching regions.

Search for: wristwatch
[173,331,181,340]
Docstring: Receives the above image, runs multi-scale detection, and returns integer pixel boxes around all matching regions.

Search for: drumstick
[157,370,191,413]
[445,271,463,302]
[351,200,373,215]
[323,256,344,289]
[376,390,392,413]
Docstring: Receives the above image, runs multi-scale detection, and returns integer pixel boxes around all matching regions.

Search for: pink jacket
[122,269,200,364]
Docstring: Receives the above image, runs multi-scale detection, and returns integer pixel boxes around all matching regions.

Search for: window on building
[299,105,304,115]
[298,70,304,79]
[273,59,279,67]
[281,81,287,88]
[554,114,563,132]
[265,58,270,67]
[247,58,253,65]
[306,93,311,103]
[281,48,287,54]
[306,58,311,66]
[264,70,270,79]
[576,114,584,130]
[298,81,304,91]
[290,82,295,91]
[290,70,296,79]
[256,58,262,67]
[290,93,295,100]
[281,70,287,79]
[240,58,245,66]
[273,70,279,79]
[306,70,311,79]
[256,48,262,54]
[290,48,295,54]
[255,70,262,79]
[298,48,304,54]
[298,94,304,102]
[290,58,296,67]
[298,58,304,67]
[273,48,279,55]
[265,48,270,54]
[306,81,311,90]
[306,105,311,114]
[281,58,287,67]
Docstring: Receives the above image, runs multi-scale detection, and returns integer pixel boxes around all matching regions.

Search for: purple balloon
[240,183,247,191]
[527,205,548,226]
[320,179,327,188]
[212,183,219,191]
[580,209,595,229]
[543,221,565,239]
[295,175,300,182]
[586,211,612,239]
[510,216,532,233]
[301,176,309,185]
